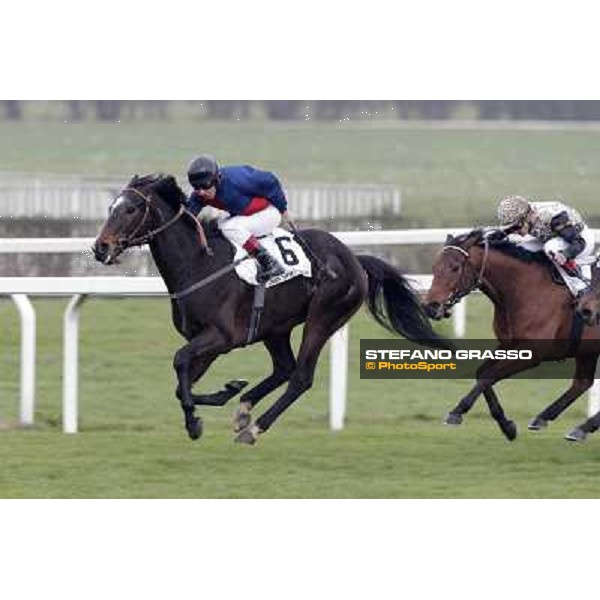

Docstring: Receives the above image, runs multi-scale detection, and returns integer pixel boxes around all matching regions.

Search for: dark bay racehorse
[93,174,450,444]
[424,228,600,442]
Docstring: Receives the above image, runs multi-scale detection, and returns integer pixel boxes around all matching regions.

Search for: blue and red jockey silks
[186,165,288,216]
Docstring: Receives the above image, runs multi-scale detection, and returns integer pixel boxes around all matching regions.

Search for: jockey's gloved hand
[486,229,508,242]
[549,251,582,277]
[563,259,582,277]
[549,250,568,266]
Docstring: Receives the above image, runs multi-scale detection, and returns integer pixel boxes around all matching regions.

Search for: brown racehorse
[423,228,600,442]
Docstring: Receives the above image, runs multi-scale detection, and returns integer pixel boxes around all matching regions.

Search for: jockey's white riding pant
[545,227,595,262]
[218,206,282,247]
[516,227,595,262]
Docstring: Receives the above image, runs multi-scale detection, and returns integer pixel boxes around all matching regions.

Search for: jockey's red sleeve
[241,197,271,216]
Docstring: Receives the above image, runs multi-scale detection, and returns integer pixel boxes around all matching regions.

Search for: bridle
[113,186,211,253]
[440,236,489,310]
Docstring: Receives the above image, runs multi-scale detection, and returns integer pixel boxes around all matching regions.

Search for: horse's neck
[472,247,545,307]
[471,247,570,339]
[148,216,217,294]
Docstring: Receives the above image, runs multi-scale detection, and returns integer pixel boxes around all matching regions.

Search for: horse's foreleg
[445,358,498,425]
[174,346,202,440]
[233,333,296,433]
[483,387,517,441]
[173,329,228,440]
[176,355,247,407]
[445,352,541,439]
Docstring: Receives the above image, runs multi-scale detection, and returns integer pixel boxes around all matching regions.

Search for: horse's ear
[445,234,454,245]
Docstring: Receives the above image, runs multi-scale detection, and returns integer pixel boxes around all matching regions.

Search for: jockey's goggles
[190,175,217,190]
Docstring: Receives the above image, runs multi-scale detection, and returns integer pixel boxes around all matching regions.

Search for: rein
[170,255,251,300]
[442,237,489,308]
[118,186,245,301]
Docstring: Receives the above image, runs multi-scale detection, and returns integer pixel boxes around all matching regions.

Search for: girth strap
[245,283,266,346]
[567,310,585,357]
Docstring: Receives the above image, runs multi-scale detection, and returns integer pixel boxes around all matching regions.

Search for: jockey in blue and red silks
[186,154,288,283]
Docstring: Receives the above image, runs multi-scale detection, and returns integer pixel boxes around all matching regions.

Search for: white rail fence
[0,181,401,221]
[1,228,599,432]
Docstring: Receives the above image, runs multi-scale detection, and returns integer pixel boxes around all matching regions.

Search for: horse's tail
[357,255,453,350]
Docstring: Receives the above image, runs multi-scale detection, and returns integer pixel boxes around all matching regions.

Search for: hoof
[186,416,203,441]
[444,413,463,426]
[565,427,587,443]
[528,416,548,431]
[234,428,257,445]
[232,406,252,433]
[500,420,518,441]
[225,379,249,394]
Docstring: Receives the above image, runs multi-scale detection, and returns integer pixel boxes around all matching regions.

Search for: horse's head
[576,265,600,327]
[93,174,186,265]
[424,229,485,320]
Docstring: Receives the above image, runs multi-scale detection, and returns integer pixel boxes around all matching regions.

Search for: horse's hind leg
[235,281,363,444]
[232,332,296,433]
[235,326,328,444]
[566,408,600,442]
[529,353,598,432]
[558,354,600,442]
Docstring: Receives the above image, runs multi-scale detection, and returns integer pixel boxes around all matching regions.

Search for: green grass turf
[1,295,599,498]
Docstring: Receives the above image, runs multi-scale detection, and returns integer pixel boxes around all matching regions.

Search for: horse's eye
[126,206,136,215]
[452,266,460,273]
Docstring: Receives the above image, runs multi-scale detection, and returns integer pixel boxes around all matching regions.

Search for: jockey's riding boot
[252,244,285,283]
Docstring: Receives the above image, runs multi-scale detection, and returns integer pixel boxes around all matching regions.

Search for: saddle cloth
[558,261,593,296]
[230,227,313,288]
[514,235,594,296]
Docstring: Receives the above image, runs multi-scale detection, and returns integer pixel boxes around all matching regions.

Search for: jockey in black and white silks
[497,195,594,271]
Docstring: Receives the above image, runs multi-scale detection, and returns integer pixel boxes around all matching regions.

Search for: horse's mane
[483,240,548,265]
[452,230,548,265]
[128,173,230,244]
[128,173,187,211]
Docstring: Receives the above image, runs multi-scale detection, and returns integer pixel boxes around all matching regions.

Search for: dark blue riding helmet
[187,154,219,189]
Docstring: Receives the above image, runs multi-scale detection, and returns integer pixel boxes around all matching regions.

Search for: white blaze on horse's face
[110,195,126,213]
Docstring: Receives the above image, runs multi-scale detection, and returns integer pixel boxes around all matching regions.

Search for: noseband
[441,237,489,310]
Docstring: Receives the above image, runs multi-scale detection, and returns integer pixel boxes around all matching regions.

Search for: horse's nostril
[93,241,109,260]
[424,302,440,318]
